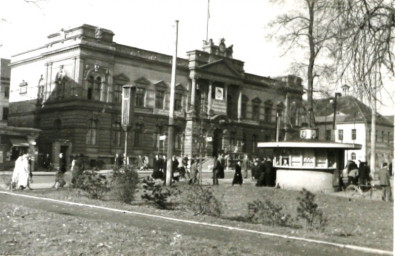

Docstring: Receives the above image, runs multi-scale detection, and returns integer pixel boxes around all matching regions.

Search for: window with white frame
[338,129,343,141]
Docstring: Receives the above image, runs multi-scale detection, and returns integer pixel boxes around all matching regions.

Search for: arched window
[87,76,94,100]
[252,97,262,121]
[264,101,272,122]
[351,152,356,160]
[112,121,121,146]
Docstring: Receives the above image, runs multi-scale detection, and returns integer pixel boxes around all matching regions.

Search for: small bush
[111,166,139,204]
[183,185,222,217]
[297,188,328,230]
[247,200,296,227]
[75,170,110,199]
[141,176,179,210]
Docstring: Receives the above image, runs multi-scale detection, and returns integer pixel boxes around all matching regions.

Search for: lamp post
[121,85,136,167]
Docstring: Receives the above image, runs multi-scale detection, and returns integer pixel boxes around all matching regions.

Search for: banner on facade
[215,87,224,100]
[122,87,130,126]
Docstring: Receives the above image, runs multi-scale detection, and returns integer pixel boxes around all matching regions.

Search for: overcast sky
[0,0,393,116]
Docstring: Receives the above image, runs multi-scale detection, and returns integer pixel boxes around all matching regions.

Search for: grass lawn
[1,180,393,255]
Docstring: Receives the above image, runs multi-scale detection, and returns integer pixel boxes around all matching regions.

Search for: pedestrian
[53,153,67,189]
[232,161,243,186]
[264,157,275,187]
[251,159,260,181]
[212,155,220,185]
[256,158,265,187]
[378,162,392,202]
[152,154,162,179]
[71,154,85,187]
[188,159,198,185]
[358,161,371,187]
[218,153,225,179]
[347,160,359,185]
[172,155,180,182]
[10,152,31,190]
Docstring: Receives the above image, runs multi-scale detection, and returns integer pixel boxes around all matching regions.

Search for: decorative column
[237,88,242,121]
[207,80,213,116]
[190,77,196,113]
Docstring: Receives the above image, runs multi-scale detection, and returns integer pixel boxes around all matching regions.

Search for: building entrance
[213,129,223,157]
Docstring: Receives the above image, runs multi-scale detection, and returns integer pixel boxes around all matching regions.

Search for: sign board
[159,135,167,141]
[206,137,213,142]
[215,87,224,100]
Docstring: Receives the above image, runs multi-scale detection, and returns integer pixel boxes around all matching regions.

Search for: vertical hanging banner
[121,85,136,129]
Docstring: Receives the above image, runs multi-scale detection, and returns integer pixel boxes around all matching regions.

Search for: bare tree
[333,0,394,173]
[268,0,340,127]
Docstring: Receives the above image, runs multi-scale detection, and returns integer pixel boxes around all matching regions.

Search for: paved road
[0,191,389,256]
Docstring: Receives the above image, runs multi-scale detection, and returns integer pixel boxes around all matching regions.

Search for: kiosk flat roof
[257,141,362,149]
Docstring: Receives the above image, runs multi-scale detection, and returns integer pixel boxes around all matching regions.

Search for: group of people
[251,157,275,187]
[341,159,393,201]
[151,155,199,184]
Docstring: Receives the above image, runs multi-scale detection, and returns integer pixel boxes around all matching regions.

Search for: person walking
[152,155,162,179]
[256,158,265,187]
[212,155,220,185]
[378,162,392,202]
[264,157,275,187]
[358,161,371,187]
[188,159,198,185]
[71,154,85,187]
[11,152,30,190]
[232,161,243,186]
[54,153,67,189]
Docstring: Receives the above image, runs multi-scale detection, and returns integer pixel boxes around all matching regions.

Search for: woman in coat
[232,161,243,186]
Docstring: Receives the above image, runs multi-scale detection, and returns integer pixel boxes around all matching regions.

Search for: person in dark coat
[358,161,370,187]
[152,154,163,179]
[264,157,274,187]
[251,159,260,181]
[256,159,265,187]
[212,156,220,185]
[172,155,180,182]
[218,154,225,179]
[232,161,243,186]
[378,162,392,202]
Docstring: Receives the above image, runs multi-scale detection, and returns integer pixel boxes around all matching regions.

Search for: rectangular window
[2,107,9,120]
[112,122,121,146]
[86,119,97,145]
[4,86,9,98]
[352,129,356,140]
[264,107,271,122]
[174,93,182,111]
[338,129,343,141]
[241,98,247,119]
[134,124,142,147]
[155,91,164,109]
[114,85,122,104]
[136,88,145,107]
[381,131,385,142]
[252,134,257,153]
[252,104,260,120]
[325,129,331,141]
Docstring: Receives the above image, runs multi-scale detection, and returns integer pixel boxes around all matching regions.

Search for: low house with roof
[314,94,393,170]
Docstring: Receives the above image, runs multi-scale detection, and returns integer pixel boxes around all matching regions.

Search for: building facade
[8,24,303,167]
[314,93,393,170]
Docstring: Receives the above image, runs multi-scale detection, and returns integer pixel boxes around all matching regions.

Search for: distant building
[0,58,10,127]
[8,24,304,167]
[314,95,393,169]
[0,58,40,170]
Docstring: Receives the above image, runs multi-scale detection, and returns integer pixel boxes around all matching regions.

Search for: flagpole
[206,0,210,41]
[166,20,179,186]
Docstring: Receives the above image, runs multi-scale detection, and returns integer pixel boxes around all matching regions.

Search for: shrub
[141,176,179,210]
[111,166,139,204]
[247,200,295,227]
[183,185,222,217]
[296,188,328,230]
[75,170,110,199]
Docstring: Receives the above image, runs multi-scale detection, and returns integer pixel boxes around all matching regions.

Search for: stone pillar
[190,77,196,112]
[237,89,242,121]
[207,80,213,116]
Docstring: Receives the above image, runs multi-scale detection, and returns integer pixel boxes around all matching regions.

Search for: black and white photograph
[0,0,394,255]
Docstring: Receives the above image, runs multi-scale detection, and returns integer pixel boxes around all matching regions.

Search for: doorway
[213,129,223,157]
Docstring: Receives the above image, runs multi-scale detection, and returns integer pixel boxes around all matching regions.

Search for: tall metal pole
[206,0,210,41]
[166,20,179,186]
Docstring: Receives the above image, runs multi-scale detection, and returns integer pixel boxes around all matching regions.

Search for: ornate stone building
[8,24,304,167]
